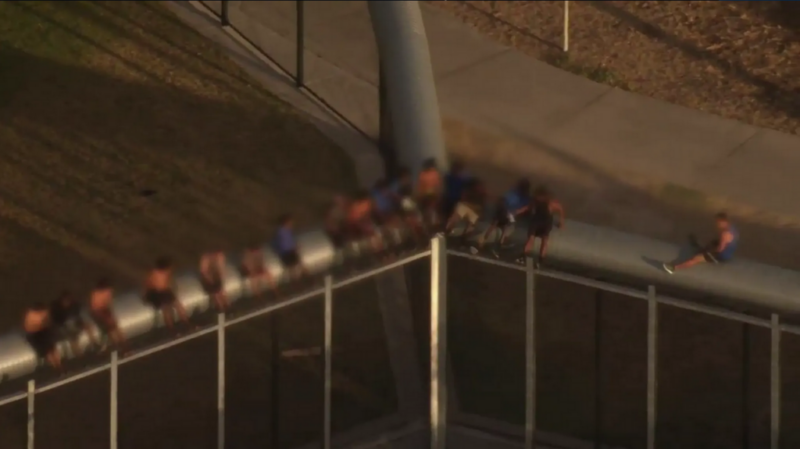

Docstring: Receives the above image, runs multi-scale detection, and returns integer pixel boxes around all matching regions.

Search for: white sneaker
[662,263,675,274]
[469,246,479,255]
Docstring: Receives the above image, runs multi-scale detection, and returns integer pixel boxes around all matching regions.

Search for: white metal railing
[1,236,797,449]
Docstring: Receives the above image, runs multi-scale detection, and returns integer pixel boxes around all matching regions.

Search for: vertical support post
[217,313,226,449]
[295,1,305,88]
[646,285,657,449]
[110,351,119,449]
[770,313,780,449]
[563,1,570,52]
[594,289,603,448]
[524,257,537,449]
[430,235,448,449]
[323,275,333,449]
[27,379,35,449]
[270,312,281,449]
[742,323,750,449]
[221,0,229,26]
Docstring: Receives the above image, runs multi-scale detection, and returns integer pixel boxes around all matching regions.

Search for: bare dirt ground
[429,1,800,135]
[0,2,395,449]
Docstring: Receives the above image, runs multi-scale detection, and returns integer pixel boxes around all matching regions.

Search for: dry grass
[0,2,395,448]
[429,1,800,135]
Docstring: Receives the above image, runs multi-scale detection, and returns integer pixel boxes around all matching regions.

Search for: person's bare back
[24,307,48,334]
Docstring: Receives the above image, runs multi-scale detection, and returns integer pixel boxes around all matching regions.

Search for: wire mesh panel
[303,1,379,140]
[656,303,762,449]
[118,332,219,449]
[403,255,432,401]
[0,392,27,449]
[781,332,800,448]
[228,1,297,79]
[330,274,399,434]
[448,256,526,425]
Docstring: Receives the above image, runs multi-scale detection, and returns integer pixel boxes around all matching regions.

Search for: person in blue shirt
[442,160,472,221]
[273,214,304,279]
[474,178,531,257]
[371,178,398,226]
[663,212,739,274]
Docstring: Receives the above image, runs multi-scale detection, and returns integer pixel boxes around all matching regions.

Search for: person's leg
[538,235,550,267]
[47,348,62,372]
[519,235,536,262]
[81,319,101,348]
[479,223,497,249]
[173,299,191,325]
[663,252,708,274]
[160,304,175,330]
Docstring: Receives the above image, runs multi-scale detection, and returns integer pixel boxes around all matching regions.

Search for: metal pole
[323,275,333,449]
[217,313,226,449]
[646,285,657,449]
[742,323,750,449]
[221,0,229,26]
[563,1,570,52]
[524,257,536,449]
[594,289,603,448]
[27,379,35,449]
[430,235,448,449]
[110,351,119,449]
[295,1,305,88]
[770,313,780,449]
[271,312,281,449]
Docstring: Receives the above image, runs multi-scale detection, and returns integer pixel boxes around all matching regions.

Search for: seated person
[415,158,443,228]
[24,302,61,371]
[200,250,229,312]
[89,278,126,353]
[346,190,382,252]
[50,291,99,357]
[145,256,192,334]
[324,195,350,249]
[445,178,487,244]
[371,178,399,227]
[241,244,277,295]
[273,214,305,280]
[663,212,739,274]
[442,160,472,221]
[475,178,532,257]
[391,167,426,243]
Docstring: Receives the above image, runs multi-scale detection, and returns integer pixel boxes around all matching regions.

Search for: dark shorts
[493,203,511,228]
[279,250,301,268]
[419,194,439,211]
[202,275,224,295]
[528,220,553,238]
[327,228,346,248]
[145,289,177,309]
[27,329,56,358]
[92,309,118,333]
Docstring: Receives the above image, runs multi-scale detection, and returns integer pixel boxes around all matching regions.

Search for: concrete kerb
[169,0,425,441]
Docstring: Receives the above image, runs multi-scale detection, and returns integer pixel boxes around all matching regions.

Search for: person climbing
[474,178,532,258]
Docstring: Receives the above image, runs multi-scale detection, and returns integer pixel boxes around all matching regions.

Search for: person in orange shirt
[416,158,443,229]
[346,190,382,253]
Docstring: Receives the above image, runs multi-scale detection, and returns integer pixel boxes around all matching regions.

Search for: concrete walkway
[199,0,800,223]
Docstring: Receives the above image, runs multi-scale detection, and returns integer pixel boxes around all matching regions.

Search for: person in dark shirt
[445,178,487,245]
[50,290,100,357]
[475,178,532,257]
[273,214,305,280]
[442,160,472,221]
[371,178,399,227]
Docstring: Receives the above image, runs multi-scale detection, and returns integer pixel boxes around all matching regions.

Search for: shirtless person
[24,302,61,371]
[518,185,565,268]
[416,158,443,229]
[200,250,229,312]
[145,256,191,333]
[50,291,100,357]
[241,245,277,296]
[89,278,126,353]
[346,190,382,253]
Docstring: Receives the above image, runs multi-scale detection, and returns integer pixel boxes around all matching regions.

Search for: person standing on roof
[663,212,739,274]
[475,178,532,258]
[442,160,472,222]
[416,158,443,228]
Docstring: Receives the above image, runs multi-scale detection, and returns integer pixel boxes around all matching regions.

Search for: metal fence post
[594,289,604,448]
[27,379,35,449]
[430,235,448,449]
[323,275,333,449]
[563,0,570,52]
[295,1,305,88]
[270,311,281,449]
[217,313,226,449]
[110,351,119,449]
[221,0,229,26]
[770,313,780,449]
[524,257,536,449]
[647,285,657,449]
[742,323,751,449]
